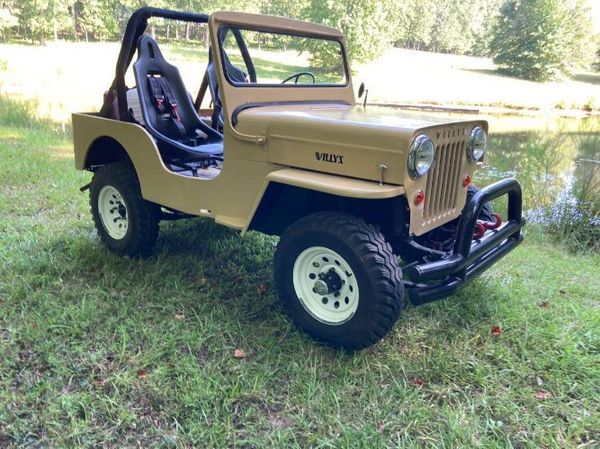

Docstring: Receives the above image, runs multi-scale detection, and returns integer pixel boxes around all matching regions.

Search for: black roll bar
[100,7,210,120]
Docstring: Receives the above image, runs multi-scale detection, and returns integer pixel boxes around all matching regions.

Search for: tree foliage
[1,0,597,82]
[0,6,18,41]
[490,0,594,81]
[301,0,395,67]
[15,0,72,43]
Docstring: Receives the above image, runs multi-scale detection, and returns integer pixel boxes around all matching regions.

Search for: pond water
[483,116,599,229]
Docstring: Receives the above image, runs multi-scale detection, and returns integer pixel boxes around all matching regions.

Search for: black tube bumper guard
[405,178,525,305]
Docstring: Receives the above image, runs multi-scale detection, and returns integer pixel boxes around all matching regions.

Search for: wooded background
[0,0,598,82]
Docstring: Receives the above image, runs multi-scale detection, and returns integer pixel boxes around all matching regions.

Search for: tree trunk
[72,2,77,39]
[185,23,190,41]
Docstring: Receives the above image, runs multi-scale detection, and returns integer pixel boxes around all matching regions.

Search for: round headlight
[408,134,436,178]
[467,127,487,162]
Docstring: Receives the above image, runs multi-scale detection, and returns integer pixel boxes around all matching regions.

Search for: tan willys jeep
[72,7,525,350]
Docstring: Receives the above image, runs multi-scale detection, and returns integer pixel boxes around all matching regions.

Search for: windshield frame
[217,25,351,89]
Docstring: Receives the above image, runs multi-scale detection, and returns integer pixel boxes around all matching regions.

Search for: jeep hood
[235,103,486,185]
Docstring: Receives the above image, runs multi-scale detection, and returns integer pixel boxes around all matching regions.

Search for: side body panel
[73,113,274,229]
[72,113,407,233]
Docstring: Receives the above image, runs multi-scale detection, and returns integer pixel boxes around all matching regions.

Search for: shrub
[545,134,600,252]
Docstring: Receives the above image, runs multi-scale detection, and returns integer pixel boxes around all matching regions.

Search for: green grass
[1,96,599,448]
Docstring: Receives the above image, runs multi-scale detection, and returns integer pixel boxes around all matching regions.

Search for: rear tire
[90,163,160,258]
[274,212,404,350]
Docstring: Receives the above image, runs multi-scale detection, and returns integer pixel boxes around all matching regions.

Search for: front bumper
[405,178,525,305]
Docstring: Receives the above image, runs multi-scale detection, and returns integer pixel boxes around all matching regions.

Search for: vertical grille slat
[449,142,463,208]
[444,143,457,210]
[422,128,467,225]
[424,149,436,219]
[441,143,454,210]
[436,145,448,213]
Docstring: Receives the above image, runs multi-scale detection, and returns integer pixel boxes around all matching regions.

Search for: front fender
[242,168,406,235]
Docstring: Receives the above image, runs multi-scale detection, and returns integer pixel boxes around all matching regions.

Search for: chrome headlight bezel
[407,134,436,178]
[467,126,487,162]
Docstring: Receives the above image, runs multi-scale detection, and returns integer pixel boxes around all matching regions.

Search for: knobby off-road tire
[90,163,160,258]
[274,212,404,350]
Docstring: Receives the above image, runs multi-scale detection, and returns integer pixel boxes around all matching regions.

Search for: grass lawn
[0,99,599,447]
[354,49,600,113]
[2,42,600,124]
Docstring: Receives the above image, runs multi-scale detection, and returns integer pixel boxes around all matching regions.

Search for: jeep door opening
[72,7,524,350]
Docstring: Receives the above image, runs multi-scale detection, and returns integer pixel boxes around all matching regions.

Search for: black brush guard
[405,178,525,305]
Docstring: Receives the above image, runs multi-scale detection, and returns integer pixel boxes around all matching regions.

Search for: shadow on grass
[459,67,528,81]
[0,94,71,135]
[573,72,600,85]
[463,68,600,88]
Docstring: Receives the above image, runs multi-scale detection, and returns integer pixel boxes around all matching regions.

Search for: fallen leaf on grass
[137,369,148,380]
[534,390,551,400]
[538,301,550,308]
[491,325,502,336]
[410,377,424,387]
[256,284,268,295]
[377,420,385,432]
[175,312,185,320]
[233,349,247,359]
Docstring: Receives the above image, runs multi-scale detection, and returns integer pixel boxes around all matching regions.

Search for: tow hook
[473,213,502,239]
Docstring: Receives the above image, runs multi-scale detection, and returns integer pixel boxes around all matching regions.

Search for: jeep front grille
[423,129,467,223]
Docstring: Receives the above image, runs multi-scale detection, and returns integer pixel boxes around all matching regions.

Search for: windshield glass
[219,27,348,86]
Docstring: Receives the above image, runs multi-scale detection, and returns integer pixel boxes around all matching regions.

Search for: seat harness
[148,75,186,139]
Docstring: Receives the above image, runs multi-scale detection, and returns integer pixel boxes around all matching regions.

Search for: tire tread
[90,163,159,258]
[274,211,404,350]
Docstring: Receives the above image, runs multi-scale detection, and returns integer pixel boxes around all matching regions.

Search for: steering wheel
[281,72,316,84]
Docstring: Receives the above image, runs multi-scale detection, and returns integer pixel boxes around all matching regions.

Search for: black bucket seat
[133,35,223,161]
[206,50,249,130]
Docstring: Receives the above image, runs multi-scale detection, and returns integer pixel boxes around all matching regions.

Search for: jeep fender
[244,168,407,237]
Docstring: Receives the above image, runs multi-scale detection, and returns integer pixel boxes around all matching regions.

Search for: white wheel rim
[98,185,129,240]
[292,246,359,325]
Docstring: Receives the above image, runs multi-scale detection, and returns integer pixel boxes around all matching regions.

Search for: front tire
[90,163,160,258]
[274,212,404,350]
